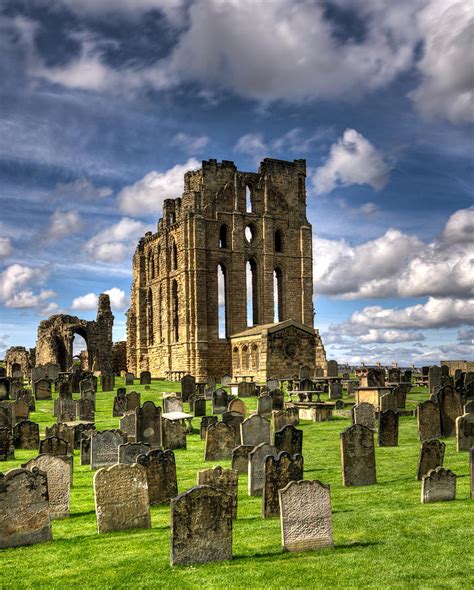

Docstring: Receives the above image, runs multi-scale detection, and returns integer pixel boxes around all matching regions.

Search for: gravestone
[340,424,376,486]
[299,377,313,392]
[241,414,271,447]
[197,465,238,519]
[388,368,401,383]
[13,420,39,449]
[328,381,342,400]
[93,464,150,533]
[34,379,52,400]
[163,395,183,414]
[118,442,151,464]
[113,390,127,417]
[352,403,376,430]
[14,399,30,422]
[101,374,115,392]
[58,381,72,399]
[16,388,35,411]
[279,480,333,552]
[456,413,474,451]
[366,368,385,387]
[417,400,441,442]
[200,415,218,440]
[80,434,92,466]
[31,366,46,382]
[470,447,474,500]
[39,436,69,457]
[0,468,52,548]
[231,445,254,475]
[378,410,399,447]
[140,371,151,385]
[90,430,127,469]
[380,390,398,412]
[170,486,233,566]
[222,411,244,446]
[238,382,255,398]
[267,379,279,391]
[125,372,134,385]
[0,428,14,460]
[416,439,445,480]
[464,400,474,414]
[0,378,10,400]
[45,423,74,453]
[181,374,196,402]
[204,422,235,461]
[135,401,162,448]
[76,399,94,422]
[428,366,441,393]
[71,422,95,450]
[126,391,141,412]
[257,393,273,417]
[0,404,13,431]
[54,398,76,421]
[326,360,338,377]
[23,455,71,519]
[137,448,178,505]
[163,419,187,450]
[212,388,229,414]
[438,386,463,437]
[421,467,456,503]
[274,424,303,456]
[221,374,232,387]
[119,412,136,440]
[228,398,246,416]
[193,397,206,417]
[273,408,299,432]
[248,442,278,496]
[263,452,304,518]
[269,389,284,411]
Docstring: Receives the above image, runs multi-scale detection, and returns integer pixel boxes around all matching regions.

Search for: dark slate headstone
[212,388,229,414]
[140,371,151,385]
[45,423,74,453]
[76,399,94,422]
[113,390,127,417]
[262,452,304,518]
[126,391,141,412]
[378,410,399,447]
[39,436,70,457]
[137,448,178,505]
[416,439,445,480]
[274,424,303,456]
[257,393,273,417]
[13,420,39,450]
[135,401,162,448]
[181,374,196,402]
[119,412,136,440]
[269,388,284,411]
[118,442,151,464]
[193,397,206,417]
[13,399,30,422]
[0,404,13,432]
[170,486,233,566]
[417,400,441,442]
[125,372,134,386]
[200,415,218,440]
[237,381,255,398]
[101,374,115,392]
[15,388,35,411]
[328,381,342,400]
[0,428,14,461]
[0,378,10,401]
[438,386,463,437]
[340,424,376,487]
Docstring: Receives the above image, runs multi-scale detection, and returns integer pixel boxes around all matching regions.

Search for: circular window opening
[245,225,255,243]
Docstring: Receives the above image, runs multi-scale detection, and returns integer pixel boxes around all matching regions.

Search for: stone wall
[4,346,34,378]
[113,341,127,375]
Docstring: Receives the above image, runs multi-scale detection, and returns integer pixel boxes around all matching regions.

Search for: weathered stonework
[126,158,326,381]
[4,346,34,380]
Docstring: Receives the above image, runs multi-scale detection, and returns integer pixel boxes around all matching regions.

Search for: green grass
[1,380,472,589]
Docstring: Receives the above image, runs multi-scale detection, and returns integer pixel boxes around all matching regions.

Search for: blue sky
[0,0,473,366]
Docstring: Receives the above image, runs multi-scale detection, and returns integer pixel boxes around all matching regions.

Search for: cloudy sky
[0,0,473,366]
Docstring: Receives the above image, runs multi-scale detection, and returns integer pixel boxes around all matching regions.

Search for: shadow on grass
[232,550,281,562]
[70,510,96,518]
[334,541,381,550]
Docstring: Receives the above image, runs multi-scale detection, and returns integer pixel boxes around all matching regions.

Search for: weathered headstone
[163,395,183,414]
[13,420,39,449]
[212,388,229,414]
[238,381,256,398]
[135,401,162,448]
[39,436,70,457]
[125,372,134,386]
[388,368,401,383]
[228,398,246,416]
[137,448,178,505]
[438,386,463,437]
[0,428,14,460]
[455,413,474,451]
[272,408,299,432]
[23,455,71,519]
[0,404,13,432]
[263,452,304,518]
[34,379,52,400]
[231,445,254,475]
[241,414,271,447]
[45,423,74,454]
[93,463,150,533]
[248,442,278,496]
[200,415,218,439]
[221,374,232,387]
[428,365,441,393]
[257,393,273,417]
[180,374,196,402]
[126,391,141,412]
[274,424,303,456]
[352,402,376,431]
[170,485,233,566]
[267,378,279,391]
[416,439,445,480]
[205,422,235,461]
[328,381,342,400]
[421,467,456,503]
[279,480,333,552]
[54,397,76,421]
[0,468,52,548]
[326,360,338,377]
[378,410,399,447]
[417,400,441,442]
[119,412,136,440]
[222,411,244,446]
[90,430,127,470]
[269,388,284,410]
[197,465,238,519]
[193,397,206,417]
[118,442,151,464]
[0,378,10,401]
[140,371,151,385]
[101,373,115,392]
[163,418,187,450]
[113,390,127,417]
[13,399,30,422]
[76,399,94,422]
[340,424,376,487]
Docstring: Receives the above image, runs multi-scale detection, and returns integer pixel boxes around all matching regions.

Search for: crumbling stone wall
[4,346,34,378]
[113,341,127,374]
[127,158,326,381]
[36,294,114,373]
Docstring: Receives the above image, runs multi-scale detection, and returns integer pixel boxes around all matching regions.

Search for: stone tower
[127,158,326,381]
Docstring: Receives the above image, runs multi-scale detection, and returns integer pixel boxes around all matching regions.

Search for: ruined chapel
[127,158,326,381]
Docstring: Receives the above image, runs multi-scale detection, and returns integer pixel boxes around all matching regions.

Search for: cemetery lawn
[1,381,472,590]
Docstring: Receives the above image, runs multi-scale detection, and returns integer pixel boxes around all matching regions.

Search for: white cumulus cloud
[47,210,82,242]
[71,287,129,311]
[0,263,56,309]
[54,177,113,200]
[83,218,149,263]
[172,132,209,154]
[357,329,426,344]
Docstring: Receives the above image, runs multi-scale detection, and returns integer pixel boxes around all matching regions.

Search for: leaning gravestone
[352,402,376,431]
[170,486,233,566]
[231,445,254,475]
[279,480,333,552]
[421,467,456,503]
[13,420,39,449]
[416,439,445,480]
[135,401,162,448]
[137,448,178,505]
[438,386,463,437]
[197,465,238,519]
[274,424,303,456]
[212,388,229,414]
[340,424,376,487]
[263,452,304,518]
[140,371,151,385]
[90,430,127,470]
[39,436,69,457]
[118,442,151,464]
[456,413,474,451]
[417,400,441,442]
[204,422,235,461]
[93,463,150,533]
[241,414,271,447]
[0,468,52,548]
[248,442,278,497]
[125,373,134,386]
[0,428,14,461]
[200,415,218,440]
[222,411,244,446]
[23,454,71,519]
[34,379,52,400]
[163,419,187,450]
[378,410,399,447]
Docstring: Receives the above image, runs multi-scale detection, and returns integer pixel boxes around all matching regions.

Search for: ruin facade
[4,346,35,378]
[36,294,114,373]
[127,158,326,381]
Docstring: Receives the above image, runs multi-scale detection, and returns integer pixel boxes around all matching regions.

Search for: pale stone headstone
[205,422,235,461]
[421,467,456,503]
[13,420,39,449]
[163,418,187,450]
[263,452,304,518]
[40,436,70,457]
[140,371,151,385]
[0,428,14,460]
[228,398,246,416]
[135,401,162,448]
[170,485,233,566]
[352,402,376,431]
[279,480,333,552]
[438,386,463,437]
[118,442,151,464]
[200,415,218,439]
[455,413,474,451]
[94,463,150,533]
[257,393,273,417]
[416,439,445,480]
[241,414,271,447]
[221,374,232,387]
[378,410,399,447]
[34,379,52,400]
[163,395,183,414]
[248,442,278,496]
[417,400,441,442]
[0,468,52,548]
[197,465,238,519]
[274,424,303,456]
[90,430,127,470]
[340,424,376,487]
[137,448,177,505]
[23,454,71,519]
[212,388,229,414]
[231,445,254,475]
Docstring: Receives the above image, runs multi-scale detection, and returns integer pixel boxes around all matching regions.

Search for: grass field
[1,380,472,589]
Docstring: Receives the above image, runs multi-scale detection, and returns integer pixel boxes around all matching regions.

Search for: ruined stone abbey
[127,158,326,381]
